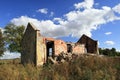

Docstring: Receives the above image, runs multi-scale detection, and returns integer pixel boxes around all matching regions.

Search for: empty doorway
[67,44,72,53]
[46,41,54,60]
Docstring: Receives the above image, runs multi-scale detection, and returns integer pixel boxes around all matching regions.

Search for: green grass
[0,56,120,80]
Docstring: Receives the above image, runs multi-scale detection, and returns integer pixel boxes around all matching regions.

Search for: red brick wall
[54,40,67,56]
[72,44,85,54]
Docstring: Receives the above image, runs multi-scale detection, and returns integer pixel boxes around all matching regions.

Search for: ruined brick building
[21,23,99,66]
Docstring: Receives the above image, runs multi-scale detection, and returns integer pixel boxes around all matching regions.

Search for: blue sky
[0,0,120,53]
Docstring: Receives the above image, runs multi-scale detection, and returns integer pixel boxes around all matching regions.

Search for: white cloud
[11,0,120,38]
[0,51,20,59]
[37,8,48,14]
[74,0,94,9]
[11,16,65,38]
[95,3,99,6]
[105,32,112,35]
[104,41,115,45]
[113,4,120,14]
[50,12,54,17]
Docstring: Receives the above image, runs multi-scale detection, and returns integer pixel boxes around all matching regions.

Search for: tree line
[99,48,120,56]
[0,23,120,57]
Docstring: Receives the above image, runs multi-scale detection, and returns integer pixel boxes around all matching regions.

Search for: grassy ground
[0,56,120,80]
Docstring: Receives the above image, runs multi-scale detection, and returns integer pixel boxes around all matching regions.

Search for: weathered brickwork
[77,34,99,54]
[44,38,67,56]
[72,44,85,54]
[21,23,99,66]
[54,40,67,56]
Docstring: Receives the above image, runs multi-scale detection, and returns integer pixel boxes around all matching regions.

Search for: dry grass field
[0,56,120,80]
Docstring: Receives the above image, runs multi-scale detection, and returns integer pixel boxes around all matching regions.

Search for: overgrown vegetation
[0,56,120,80]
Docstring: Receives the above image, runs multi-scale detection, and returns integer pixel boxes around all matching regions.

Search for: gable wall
[77,35,99,54]
[21,24,37,65]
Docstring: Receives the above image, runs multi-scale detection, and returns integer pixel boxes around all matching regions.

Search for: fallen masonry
[48,52,101,64]
[21,23,99,66]
[48,52,76,64]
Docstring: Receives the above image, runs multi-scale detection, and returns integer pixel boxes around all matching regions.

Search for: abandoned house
[21,23,99,66]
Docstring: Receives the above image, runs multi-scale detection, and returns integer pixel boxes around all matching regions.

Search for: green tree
[4,23,25,53]
[0,29,5,56]
[99,48,120,56]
